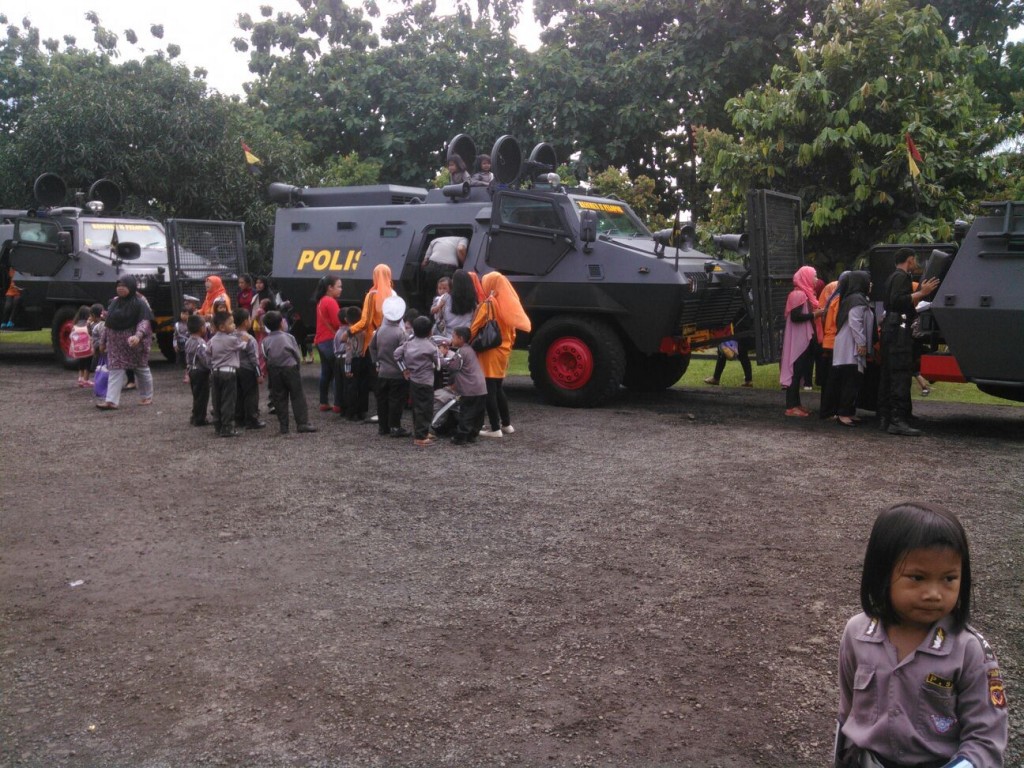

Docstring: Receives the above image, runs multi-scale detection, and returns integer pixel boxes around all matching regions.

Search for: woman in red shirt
[313,275,343,412]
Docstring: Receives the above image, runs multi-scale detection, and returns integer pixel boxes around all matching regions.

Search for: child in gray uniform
[184,314,211,426]
[207,311,250,438]
[369,295,410,438]
[261,310,317,435]
[438,326,487,445]
[395,315,439,446]
[835,502,1007,768]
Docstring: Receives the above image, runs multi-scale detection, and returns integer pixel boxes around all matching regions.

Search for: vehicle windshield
[571,197,650,238]
[83,221,167,262]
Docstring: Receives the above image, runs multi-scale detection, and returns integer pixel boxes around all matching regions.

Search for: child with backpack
[68,305,94,387]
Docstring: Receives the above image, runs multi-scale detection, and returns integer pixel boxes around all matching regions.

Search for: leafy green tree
[524,0,832,219]
[236,0,531,186]
[0,17,309,272]
[704,0,1014,270]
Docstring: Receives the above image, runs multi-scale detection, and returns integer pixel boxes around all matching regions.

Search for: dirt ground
[1,349,1021,768]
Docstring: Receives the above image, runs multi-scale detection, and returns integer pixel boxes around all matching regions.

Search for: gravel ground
[1,351,1021,767]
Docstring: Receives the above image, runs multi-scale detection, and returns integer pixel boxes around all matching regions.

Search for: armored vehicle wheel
[157,331,176,362]
[622,352,690,391]
[528,315,625,408]
[51,306,79,369]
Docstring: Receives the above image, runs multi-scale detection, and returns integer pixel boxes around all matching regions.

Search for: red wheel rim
[545,336,594,390]
[58,319,74,356]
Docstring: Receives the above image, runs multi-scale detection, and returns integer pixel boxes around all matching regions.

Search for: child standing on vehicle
[184,313,211,426]
[437,326,487,444]
[835,501,1007,768]
[69,305,93,387]
[395,315,440,446]
[261,310,317,435]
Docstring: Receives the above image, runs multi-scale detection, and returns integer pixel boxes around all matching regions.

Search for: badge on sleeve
[988,669,1007,709]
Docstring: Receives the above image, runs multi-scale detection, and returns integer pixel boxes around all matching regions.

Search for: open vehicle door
[747,190,804,364]
[487,191,575,276]
[166,219,247,315]
[8,219,70,277]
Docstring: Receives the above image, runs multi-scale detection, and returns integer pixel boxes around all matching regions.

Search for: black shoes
[246,420,267,429]
[219,429,240,438]
[390,427,411,438]
[296,424,318,433]
[887,419,922,436]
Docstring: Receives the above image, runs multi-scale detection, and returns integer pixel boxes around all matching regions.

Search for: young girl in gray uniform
[835,502,1007,768]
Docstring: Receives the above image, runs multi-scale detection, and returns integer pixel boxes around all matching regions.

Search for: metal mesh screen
[747,190,804,364]
[166,219,247,317]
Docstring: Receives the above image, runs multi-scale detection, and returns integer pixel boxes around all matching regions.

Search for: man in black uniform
[877,248,939,436]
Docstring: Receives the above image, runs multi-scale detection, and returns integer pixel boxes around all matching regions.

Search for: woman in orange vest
[470,271,531,437]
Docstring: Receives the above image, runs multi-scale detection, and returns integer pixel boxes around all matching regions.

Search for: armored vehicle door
[487,191,574,275]
[166,219,247,315]
[8,218,70,276]
[747,189,804,364]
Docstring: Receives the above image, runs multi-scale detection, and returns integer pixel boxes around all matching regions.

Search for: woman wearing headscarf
[347,264,395,411]
[199,275,231,319]
[471,271,531,437]
[830,271,874,427]
[817,271,850,420]
[348,264,394,347]
[780,265,824,416]
[96,275,154,410]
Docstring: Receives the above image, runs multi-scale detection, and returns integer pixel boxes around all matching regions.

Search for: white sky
[2,0,544,96]
[4,2,1019,97]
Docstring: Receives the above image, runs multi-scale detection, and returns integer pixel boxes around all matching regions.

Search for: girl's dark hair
[313,275,341,303]
[860,501,972,629]
[240,273,253,286]
[89,303,104,318]
[74,305,90,322]
[448,154,467,172]
[449,269,477,316]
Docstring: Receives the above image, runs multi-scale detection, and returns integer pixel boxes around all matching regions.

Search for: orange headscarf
[481,272,531,332]
[467,271,486,303]
[348,264,394,341]
[199,275,231,316]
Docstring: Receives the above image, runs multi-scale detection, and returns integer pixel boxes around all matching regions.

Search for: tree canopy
[1,0,1021,275]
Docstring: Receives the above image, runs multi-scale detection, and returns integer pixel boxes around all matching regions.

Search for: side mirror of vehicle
[580,210,598,252]
[57,231,72,255]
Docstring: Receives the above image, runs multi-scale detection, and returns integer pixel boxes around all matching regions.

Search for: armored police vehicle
[865,203,1024,403]
[0,174,245,365]
[269,135,756,407]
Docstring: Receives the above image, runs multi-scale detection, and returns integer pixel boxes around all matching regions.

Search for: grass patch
[0,329,49,344]
[6,332,1014,407]
[511,349,1018,407]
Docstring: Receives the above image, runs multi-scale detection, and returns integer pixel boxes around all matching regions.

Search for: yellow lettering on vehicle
[296,249,363,272]
[90,223,156,232]
[578,201,625,214]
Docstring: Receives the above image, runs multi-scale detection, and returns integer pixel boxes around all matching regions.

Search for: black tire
[51,305,79,369]
[157,331,176,362]
[622,352,690,392]
[528,315,626,408]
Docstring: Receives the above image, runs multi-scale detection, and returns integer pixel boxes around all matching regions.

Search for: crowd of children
[171,273,493,447]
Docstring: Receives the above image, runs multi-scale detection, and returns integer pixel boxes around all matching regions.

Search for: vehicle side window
[500,196,563,232]
[15,220,58,245]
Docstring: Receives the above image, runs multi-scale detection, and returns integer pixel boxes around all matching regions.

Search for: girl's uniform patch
[988,669,1007,709]
[929,715,957,734]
